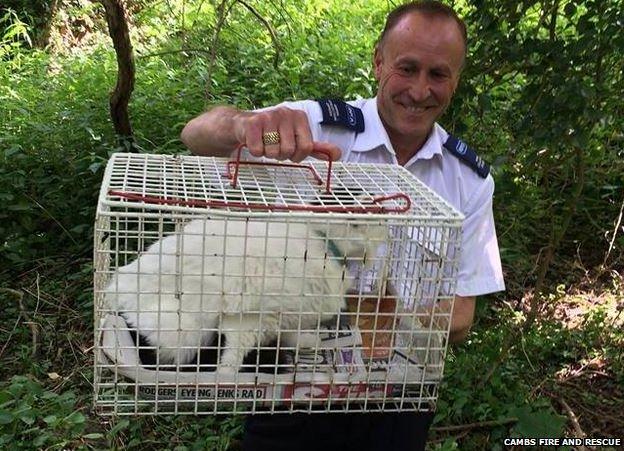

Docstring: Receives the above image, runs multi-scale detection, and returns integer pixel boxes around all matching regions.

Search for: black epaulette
[317,99,365,133]
[443,135,490,178]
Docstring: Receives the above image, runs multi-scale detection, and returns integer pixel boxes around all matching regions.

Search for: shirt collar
[404,123,447,166]
[351,98,395,154]
[351,97,446,164]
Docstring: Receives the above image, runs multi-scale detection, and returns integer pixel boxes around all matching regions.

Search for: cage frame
[93,152,464,416]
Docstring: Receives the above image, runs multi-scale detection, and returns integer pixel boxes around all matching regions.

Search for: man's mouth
[397,101,435,114]
[405,105,427,114]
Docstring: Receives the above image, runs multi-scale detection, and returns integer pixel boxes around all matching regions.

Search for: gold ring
[262,131,281,146]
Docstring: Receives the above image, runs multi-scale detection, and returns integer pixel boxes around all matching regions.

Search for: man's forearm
[448,325,470,343]
[180,106,249,157]
[448,295,476,344]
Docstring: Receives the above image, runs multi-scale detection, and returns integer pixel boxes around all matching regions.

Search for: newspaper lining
[100,303,445,407]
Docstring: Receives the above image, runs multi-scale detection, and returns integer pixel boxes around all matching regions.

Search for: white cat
[105,217,387,373]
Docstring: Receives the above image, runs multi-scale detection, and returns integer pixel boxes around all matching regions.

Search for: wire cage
[94,151,464,415]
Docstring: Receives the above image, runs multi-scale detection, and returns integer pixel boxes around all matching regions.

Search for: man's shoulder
[277,98,372,132]
[316,99,365,133]
[435,126,490,179]
[345,98,372,108]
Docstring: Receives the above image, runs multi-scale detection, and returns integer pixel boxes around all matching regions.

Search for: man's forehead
[391,13,461,41]
[380,12,465,67]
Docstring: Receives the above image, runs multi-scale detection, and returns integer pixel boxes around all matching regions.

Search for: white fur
[105,218,386,372]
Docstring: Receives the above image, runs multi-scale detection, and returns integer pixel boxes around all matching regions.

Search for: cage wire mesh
[94,152,463,415]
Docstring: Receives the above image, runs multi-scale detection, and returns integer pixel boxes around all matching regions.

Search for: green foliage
[452,0,624,291]
[105,415,243,450]
[508,405,566,439]
[0,376,95,449]
[0,49,113,273]
[1,1,54,46]
[434,294,623,448]
[0,9,32,64]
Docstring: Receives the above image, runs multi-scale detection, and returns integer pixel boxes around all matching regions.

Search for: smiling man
[181,1,505,450]
[373,7,464,165]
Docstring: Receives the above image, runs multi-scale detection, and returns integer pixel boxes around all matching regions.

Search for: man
[181,1,505,449]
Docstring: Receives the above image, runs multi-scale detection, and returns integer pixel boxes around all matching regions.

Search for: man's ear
[451,75,461,95]
[373,46,383,81]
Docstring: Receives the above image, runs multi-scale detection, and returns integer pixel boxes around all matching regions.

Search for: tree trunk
[100,0,135,147]
[37,0,60,48]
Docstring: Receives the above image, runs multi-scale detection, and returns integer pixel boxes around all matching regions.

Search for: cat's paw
[214,365,238,381]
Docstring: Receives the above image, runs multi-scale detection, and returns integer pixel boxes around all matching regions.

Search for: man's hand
[234,107,341,162]
[181,105,341,162]
[412,295,476,344]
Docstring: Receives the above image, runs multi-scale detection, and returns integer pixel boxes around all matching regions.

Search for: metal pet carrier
[94,149,463,415]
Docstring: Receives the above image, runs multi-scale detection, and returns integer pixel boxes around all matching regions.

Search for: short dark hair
[376,1,467,58]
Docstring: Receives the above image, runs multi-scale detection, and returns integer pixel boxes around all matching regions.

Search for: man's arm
[180,105,341,161]
[432,295,476,344]
[181,106,247,157]
[447,295,476,344]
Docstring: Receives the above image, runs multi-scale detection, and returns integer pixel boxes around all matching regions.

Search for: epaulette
[443,135,490,178]
[317,99,365,133]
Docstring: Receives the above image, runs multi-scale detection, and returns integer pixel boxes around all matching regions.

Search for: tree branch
[602,193,624,267]
[100,0,136,146]
[558,398,587,449]
[549,0,560,42]
[235,0,282,68]
[432,417,518,433]
[138,47,214,59]
[205,0,234,99]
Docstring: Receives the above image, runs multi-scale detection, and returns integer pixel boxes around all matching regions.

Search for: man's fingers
[236,107,340,163]
[243,116,264,157]
[311,141,342,162]
[277,118,297,161]
[290,114,314,163]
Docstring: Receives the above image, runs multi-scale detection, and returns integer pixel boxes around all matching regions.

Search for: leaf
[83,433,105,439]
[0,434,15,445]
[19,412,36,426]
[4,146,21,158]
[7,201,31,211]
[33,432,50,448]
[0,411,14,425]
[43,415,58,425]
[41,391,58,400]
[89,162,102,173]
[109,418,130,436]
[509,405,566,438]
[65,411,86,425]
[564,3,576,17]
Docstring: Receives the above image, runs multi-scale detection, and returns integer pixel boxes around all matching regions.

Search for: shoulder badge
[317,99,365,133]
[443,135,490,178]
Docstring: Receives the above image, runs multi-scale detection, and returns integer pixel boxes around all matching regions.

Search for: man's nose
[408,73,431,102]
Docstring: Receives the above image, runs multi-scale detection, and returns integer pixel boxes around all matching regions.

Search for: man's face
[374,12,464,151]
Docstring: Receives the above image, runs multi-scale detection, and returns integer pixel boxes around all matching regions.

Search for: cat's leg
[217,314,277,374]
[217,315,258,374]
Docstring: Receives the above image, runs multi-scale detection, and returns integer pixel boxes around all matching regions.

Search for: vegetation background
[1,0,622,449]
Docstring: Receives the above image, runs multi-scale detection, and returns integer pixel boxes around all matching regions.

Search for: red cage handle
[226,144,334,194]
